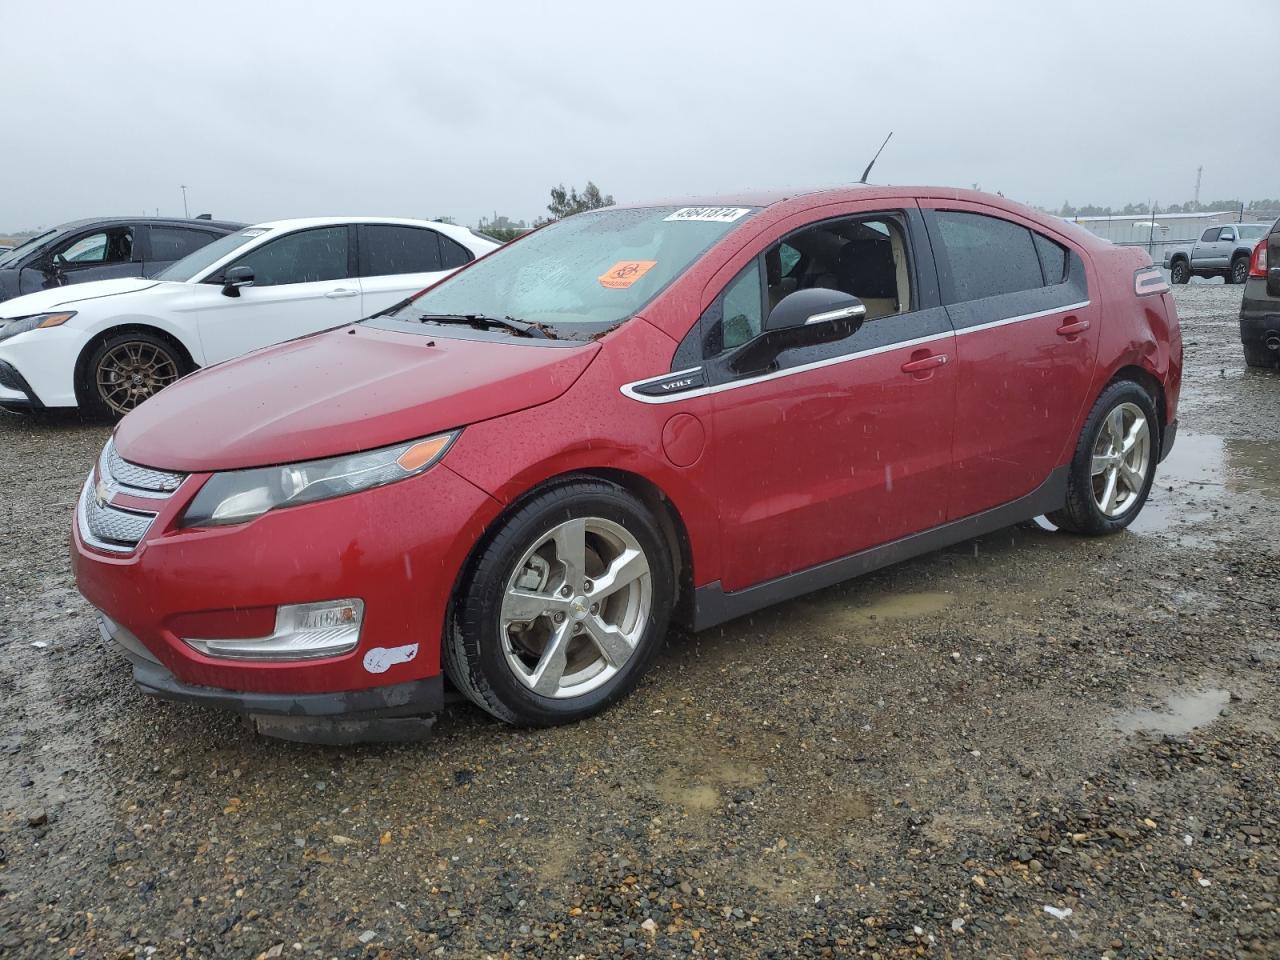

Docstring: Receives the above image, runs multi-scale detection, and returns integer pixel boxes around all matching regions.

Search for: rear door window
[1033,233,1067,285]
[360,224,443,276]
[438,233,473,269]
[933,212,1045,302]
[150,226,218,261]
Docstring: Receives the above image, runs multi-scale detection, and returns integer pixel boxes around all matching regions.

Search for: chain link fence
[1066,207,1279,268]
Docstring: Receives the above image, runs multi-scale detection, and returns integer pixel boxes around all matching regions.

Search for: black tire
[1229,256,1249,285]
[80,330,186,420]
[1243,342,1277,369]
[1169,260,1190,285]
[1048,380,1159,536]
[443,478,674,726]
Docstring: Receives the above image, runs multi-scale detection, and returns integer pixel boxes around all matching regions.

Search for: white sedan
[0,217,499,417]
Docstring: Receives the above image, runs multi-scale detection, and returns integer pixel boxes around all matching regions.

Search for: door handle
[325,288,359,299]
[901,353,949,374]
[1056,318,1091,338]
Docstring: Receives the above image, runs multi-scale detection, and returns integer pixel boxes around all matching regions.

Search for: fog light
[183,599,364,661]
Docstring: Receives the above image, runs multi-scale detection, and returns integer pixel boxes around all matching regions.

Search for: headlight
[0,311,76,344]
[181,432,458,527]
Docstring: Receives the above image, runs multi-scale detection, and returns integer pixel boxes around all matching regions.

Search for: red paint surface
[661,413,705,467]
[73,186,1183,700]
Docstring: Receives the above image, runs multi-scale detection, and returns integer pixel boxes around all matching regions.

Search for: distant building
[1066,210,1240,247]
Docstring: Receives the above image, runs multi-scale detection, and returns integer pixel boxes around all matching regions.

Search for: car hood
[0,277,164,317]
[114,325,601,472]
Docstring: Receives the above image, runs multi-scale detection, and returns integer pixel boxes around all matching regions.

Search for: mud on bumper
[100,613,443,744]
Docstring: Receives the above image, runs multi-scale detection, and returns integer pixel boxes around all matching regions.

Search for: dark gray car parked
[1239,218,1280,368]
[0,216,244,303]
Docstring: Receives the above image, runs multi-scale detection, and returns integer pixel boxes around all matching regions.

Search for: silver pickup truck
[1164,223,1272,285]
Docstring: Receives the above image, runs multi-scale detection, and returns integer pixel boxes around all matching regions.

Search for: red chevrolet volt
[71,187,1182,740]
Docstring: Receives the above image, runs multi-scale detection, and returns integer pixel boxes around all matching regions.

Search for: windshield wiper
[416,313,554,339]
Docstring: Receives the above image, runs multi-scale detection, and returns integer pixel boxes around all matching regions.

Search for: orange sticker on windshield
[599,260,657,289]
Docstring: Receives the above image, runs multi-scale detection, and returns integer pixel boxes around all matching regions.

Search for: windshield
[1237,225,1269,240]
[155,227,271,282]
[393,205,759,337]
[0,229,57,267]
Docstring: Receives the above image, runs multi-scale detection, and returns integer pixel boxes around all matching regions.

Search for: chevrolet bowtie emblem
[94,479,111,509]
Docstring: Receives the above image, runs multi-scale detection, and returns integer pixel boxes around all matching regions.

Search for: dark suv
[0,216,244,303]
[1240,218,1280,368]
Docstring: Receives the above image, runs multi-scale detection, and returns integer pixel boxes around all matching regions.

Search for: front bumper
[101,611,443,716]
[0,359,42,408]
[72,458,500,711]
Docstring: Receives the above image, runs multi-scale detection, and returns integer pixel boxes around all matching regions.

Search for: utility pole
[180,185,189,219]
[1194,166,1202,207]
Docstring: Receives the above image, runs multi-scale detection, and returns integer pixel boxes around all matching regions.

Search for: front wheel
[1229,256,1249,285]
[81,331,185,420]
[443,479,674,726]
[1048,381,1159,536]
[1169,260,1190,285]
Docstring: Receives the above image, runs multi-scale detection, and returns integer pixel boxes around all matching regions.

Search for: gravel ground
[1,282,1277,959]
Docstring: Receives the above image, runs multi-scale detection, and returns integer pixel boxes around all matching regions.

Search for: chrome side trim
[619,300,1092,405]
[952,299,1091,336]
[620,332,948,405]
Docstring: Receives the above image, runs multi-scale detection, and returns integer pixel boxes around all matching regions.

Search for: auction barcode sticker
[663,207,751,223]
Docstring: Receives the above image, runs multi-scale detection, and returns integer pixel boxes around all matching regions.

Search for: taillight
[1248,240,1268,279]
[1134,265,1169,296]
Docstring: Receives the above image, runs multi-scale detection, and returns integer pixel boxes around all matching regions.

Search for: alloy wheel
[1090,401,1151,518]
[499,516,652,698]
[1232,258,1248,284]
[96,341,180,415]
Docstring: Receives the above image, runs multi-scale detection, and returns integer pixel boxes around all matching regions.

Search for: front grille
[78,476,156,553]
[101,440,185,497]
[77,478,156,552]
[78,442,188,553]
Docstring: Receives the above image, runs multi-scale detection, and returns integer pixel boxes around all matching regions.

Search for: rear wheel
[1169,260,1190,285]
[1243,342,1277,369]
[1048,380,1158,536]
[1229,256,1249,285]
[81,331,185,420]
[443,479,673,726]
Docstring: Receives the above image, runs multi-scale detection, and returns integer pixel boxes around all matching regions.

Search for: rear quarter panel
[1087,245,1182,429]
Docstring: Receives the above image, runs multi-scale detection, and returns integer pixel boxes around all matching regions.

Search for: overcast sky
[3,0,1278,230]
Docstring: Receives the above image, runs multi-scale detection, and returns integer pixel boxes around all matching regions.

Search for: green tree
[544,181,614,221]
[482,225,526,243]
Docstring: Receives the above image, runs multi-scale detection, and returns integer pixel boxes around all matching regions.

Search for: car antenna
[859,131,893,184]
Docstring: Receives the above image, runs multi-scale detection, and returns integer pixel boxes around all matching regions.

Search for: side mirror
[728,289,866,374]
[221,265,255,297]
[48,254,68,283]
[765,288,867,332]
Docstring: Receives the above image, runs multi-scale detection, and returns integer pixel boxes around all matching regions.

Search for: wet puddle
[841,590,954,622]
[1131,432,1280,540]
[1113,687,1231,736]
[798,589,954,638]
[652,750,766,815]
